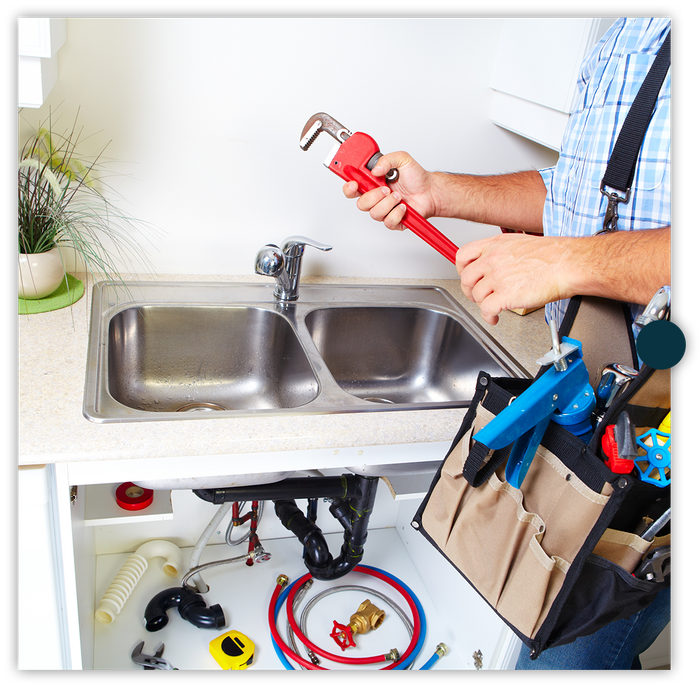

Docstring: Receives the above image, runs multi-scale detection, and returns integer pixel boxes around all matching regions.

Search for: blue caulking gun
[473,320,595,489]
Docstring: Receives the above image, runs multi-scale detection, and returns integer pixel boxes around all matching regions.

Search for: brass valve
[350,599,385,635]
[330,599,385,650]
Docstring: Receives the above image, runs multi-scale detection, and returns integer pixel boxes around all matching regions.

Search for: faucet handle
[255,236,332,302]
[281,236,333,256]
[254,244,285,277]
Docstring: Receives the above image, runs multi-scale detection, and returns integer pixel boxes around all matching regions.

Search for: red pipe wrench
[300,112,459,263]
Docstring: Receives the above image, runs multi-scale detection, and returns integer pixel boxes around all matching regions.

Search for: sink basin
[108,305,319,413]
[84,281,527,423]
[305,306,497,405]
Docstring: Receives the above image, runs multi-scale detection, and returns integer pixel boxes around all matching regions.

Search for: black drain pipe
[193,474,361,504]
[193,474,379,580]
[144,586,225,631]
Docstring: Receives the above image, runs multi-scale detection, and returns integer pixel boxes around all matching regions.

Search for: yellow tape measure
[209,630,255,670]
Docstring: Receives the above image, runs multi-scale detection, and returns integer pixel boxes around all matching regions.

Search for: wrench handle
[329,132,459,264]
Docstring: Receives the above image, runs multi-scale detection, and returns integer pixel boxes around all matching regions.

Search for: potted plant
[18,111,153,301]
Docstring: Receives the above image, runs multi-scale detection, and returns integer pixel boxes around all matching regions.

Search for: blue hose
[419,652,440,670]
[271,565,437,670]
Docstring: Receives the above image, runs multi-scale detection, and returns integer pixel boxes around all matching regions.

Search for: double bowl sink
[83,281,527,423]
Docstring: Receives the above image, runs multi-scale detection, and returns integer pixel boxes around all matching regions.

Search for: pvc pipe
[144,586,225,631]
[193,474,363,505]
[94,539,182,624]
[135,539,182,577]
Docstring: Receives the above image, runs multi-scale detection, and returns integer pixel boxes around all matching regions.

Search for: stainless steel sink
[107,305,319,413]
[305,306,499,405]
[84,281,528,423]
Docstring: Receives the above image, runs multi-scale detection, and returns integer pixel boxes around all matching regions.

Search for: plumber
[341,17,671,671]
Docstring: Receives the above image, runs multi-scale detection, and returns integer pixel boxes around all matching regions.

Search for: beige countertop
[18,274,550,473]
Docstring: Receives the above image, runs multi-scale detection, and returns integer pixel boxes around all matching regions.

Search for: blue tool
[473,320,593,489]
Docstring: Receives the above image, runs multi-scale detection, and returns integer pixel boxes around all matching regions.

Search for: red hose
[268,577,325,670]
[277,566,422,670]
[285,574,387,665]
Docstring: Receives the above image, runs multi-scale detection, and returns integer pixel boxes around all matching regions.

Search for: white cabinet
[21,459,521,671]
[490,18,617,150]
[18,18,66,108]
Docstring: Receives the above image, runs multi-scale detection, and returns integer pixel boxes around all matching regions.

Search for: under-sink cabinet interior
[41,466,522,671]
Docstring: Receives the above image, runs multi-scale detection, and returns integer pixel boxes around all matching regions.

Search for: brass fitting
[436,643,448,658]
[276,574,289,588]
[385,648,400,662]
[330,599,387,651]
[349,599,385,635]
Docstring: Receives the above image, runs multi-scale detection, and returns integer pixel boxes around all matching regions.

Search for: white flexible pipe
[94,540,182,624]
[188,503,230,593]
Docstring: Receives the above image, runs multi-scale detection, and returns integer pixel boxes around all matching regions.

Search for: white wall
[18,18,558,279]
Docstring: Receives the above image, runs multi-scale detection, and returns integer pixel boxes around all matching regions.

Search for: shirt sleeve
[538,166,554,193]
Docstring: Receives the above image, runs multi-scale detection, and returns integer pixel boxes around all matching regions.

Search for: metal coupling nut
[385,648,400,662]
[276,574,289,588]
[436,643,449,657]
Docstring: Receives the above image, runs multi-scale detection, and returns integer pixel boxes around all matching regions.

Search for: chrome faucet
[255,236,332,301]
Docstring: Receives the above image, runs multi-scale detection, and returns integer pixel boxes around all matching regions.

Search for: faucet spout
[254,236,332,301]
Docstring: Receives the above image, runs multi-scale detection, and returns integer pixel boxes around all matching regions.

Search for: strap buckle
[599,185,630,233]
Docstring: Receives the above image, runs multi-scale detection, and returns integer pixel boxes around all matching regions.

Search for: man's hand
[342,151,438,230]
[456,228,671,325]
[343,160,548,236]
[456,234,569,325]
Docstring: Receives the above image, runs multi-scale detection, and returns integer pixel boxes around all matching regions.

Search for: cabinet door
[18,18,66,108]
[490,18,616,150]
[18,465,72,669]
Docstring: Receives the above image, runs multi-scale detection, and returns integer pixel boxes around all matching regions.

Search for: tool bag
[411,296,671,659]
[412,29,671,660]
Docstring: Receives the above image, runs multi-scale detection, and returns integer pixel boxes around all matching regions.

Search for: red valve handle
[330,621,356,651]
[329,132,459,264]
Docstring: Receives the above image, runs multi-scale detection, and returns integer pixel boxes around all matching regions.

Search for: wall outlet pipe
[95,539,183,624]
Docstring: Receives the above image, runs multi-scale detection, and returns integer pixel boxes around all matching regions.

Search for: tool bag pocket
[412,371,669,658]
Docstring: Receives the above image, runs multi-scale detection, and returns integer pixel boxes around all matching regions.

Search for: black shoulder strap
[602,29,671,193]
[601,29,671,230]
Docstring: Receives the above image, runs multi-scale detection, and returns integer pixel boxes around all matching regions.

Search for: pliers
[131,641,178,670]
[300,112,459,263]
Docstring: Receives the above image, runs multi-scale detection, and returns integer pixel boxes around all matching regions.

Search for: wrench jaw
[299,112,352,150]
[299,112,397,177]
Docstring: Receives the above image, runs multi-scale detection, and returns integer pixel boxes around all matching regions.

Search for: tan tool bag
[411,297,670,659]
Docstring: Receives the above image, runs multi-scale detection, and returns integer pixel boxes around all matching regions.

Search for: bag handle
[461,373,529,487]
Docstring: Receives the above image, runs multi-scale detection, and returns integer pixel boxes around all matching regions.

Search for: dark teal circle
[636,320,686,370]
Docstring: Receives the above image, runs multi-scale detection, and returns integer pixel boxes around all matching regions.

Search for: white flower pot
[18,247,66,299]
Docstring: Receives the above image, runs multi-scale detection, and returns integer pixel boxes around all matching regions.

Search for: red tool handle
[601,425,635,474]
[329,132,459,264]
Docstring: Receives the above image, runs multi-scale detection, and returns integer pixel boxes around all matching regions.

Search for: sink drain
[362,397,395,405]
[176,402,227,412]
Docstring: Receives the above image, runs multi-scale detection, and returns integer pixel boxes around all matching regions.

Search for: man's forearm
[455,225,671,325]
[432,169,547,233]
[560,227,671,306]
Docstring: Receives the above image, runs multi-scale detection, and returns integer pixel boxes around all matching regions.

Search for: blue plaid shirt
[540,18,671,327]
